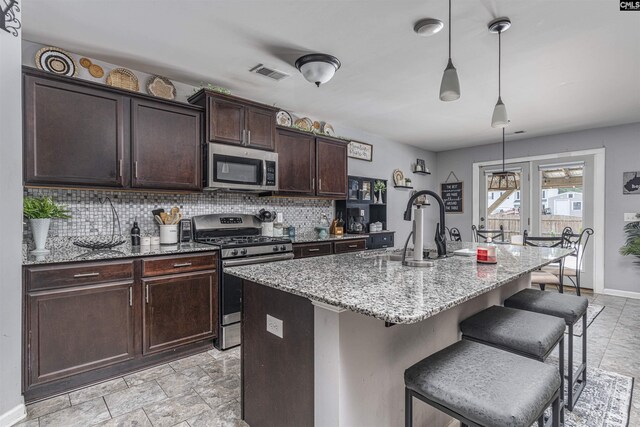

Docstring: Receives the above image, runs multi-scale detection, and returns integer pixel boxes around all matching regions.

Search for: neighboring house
[487,190,522,213]
[546,191,583,216]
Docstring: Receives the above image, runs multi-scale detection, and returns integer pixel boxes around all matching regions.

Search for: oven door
[219,252,294,349]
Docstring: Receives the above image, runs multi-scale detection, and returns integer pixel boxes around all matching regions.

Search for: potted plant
[374,180,386,204]
[404,178,412,187]
[620,219,640,261]
[23,196,71,254]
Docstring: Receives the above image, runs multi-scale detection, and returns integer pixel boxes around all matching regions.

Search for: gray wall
[339,124,439,246]
[0,13,26,427]
[435,122,640,293]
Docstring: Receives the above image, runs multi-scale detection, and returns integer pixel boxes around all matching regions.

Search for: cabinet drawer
[368,233,395,249]
[26,261,134,291]
[142,253,218,277]
[294,242,333,258]
[334,239,366,254]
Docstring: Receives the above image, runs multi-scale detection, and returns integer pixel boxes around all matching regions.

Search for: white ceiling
[22,1,640,151]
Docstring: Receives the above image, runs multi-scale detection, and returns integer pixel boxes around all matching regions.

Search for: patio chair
[471,224,504,243]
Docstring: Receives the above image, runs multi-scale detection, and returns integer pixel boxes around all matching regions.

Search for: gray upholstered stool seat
[504,288,589,411]
[404,340,561,427]
[460,305,565,359]
[504,288,587,325]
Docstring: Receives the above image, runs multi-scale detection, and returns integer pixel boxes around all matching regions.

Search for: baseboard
[0,402,26,427]
[601,288,640,300]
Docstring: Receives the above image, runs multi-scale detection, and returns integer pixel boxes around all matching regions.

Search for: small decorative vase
[30,218,51,255]
[377,190,383,204]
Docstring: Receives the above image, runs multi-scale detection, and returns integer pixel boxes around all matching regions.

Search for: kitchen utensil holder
[159,224,179,244]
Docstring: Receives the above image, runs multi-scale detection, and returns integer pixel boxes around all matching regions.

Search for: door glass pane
[485,170,522,241]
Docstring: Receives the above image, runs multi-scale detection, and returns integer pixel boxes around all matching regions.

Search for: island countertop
[225,242,572,324]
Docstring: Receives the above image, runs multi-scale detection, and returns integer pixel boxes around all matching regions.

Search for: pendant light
[439,0,460,101]
[489,17,511,127]
[295,54,341,87]
[488,128,519,190]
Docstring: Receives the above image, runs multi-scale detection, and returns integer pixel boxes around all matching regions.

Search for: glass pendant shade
[295,54,341,87]
[488,171,519,191]
[439,59,460,102]
[491,96,509,128]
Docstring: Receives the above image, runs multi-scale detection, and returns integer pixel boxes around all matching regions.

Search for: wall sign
[347,140,373,162]
[623,171,640,195]
[1,0,21,37]
[441,171,463,213]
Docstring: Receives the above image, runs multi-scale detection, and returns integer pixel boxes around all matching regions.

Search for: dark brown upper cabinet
[23,68,203,191]
[131,99,202,191]
[189,90,277,151]
[24,74,129,188]
[275,128,348,199]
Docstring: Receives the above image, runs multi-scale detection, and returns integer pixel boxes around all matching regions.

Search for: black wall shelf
[412,170,431,175]
[394,185,414,189]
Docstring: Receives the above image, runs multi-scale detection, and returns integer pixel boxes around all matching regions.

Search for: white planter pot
[376,189,383,204]
[30,218,51,255]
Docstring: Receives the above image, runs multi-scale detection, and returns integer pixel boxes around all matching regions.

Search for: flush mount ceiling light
[488,128,519,191]
[414,18,444,37]
[439,0,460,101]
[295,53,341,87]
[489,17,511,128]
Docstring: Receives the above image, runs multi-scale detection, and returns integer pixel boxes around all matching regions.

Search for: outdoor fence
[487,214,582,239]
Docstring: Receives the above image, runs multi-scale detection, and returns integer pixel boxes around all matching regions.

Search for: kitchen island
[226,242,572,427]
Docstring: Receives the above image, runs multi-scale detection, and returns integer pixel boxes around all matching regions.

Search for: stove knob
[231,249,238,256]
[280,245,287,251]
[273,245,279,252]
[240,248,248,255]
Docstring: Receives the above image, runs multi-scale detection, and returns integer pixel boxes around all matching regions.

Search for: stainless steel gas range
[192,214,293,350]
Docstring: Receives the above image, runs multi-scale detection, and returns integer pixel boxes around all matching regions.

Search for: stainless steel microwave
[205,144,278,192]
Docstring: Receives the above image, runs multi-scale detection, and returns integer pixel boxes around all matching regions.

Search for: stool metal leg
[405,388,412,427]
[558,337,565,424]
[567,323,574,410]
[582,313,588,386]
[552,392,561,427]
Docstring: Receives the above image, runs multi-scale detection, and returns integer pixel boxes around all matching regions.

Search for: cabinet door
[24,75,128,187]
[276,130,315,195]
[26,282,135,386]
[131,99,202,190]
[316,138,348,198]
[246,106,276,151]
[142,270,217,354]
[208,97,245,145]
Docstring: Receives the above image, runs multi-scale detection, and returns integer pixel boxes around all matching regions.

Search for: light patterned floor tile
[142,392,209,427]
[39,397,110,427]
[104,381,167,418]
[168,352,216,372]
[123,364,175,387]
[69,378,128,406]
[26,394,70,420]
[156,366,215,398]
[186,399,247,427]
[194,375,240,409]
[94,408,152,427]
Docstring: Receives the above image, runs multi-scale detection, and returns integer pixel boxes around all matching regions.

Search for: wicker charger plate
[35,47,78,77]
[146,75,176,100]
[106,68,139,92]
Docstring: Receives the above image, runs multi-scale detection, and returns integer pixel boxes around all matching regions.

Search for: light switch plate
[624,213,640,222]
[266,314,283,338]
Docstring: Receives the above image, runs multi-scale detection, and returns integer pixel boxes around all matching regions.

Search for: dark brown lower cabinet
[26,281,136,386]
[143,270,217,354]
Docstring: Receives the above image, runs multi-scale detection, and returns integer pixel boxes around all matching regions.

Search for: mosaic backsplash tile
[24,188,334,238]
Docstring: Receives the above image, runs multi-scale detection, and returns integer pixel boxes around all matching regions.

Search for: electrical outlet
[624,213,640,222]
[266,314,283,338]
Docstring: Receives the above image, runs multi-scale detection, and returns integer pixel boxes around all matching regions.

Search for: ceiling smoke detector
[249,64,290,81]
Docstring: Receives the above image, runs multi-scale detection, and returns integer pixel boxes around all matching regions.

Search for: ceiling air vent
[249,64,290,81]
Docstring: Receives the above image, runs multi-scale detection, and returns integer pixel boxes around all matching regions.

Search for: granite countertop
[225,242,573,325]
[23,237,218,266]
[290,232,369,244]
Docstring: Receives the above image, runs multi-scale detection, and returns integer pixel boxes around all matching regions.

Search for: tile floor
[13,291,640,427]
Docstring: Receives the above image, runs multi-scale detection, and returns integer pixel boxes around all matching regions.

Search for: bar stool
[405,340,561,427]
[505,288,588,410]
[460,305,566,421]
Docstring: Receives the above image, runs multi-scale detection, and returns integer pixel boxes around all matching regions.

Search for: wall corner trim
[601,288,640,300]
[0,402,26,427]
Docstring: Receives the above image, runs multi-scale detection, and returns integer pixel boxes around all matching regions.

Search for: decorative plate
[79,57,92,68]
[393,169,405,186]
[88,64,104,78]
[276,110,292,127]
[312,121,321,132]
[146,75,176,100]
[323,123,336,136]
[106,68,139,92]
[294,117,313,131]
[35,47,78,77]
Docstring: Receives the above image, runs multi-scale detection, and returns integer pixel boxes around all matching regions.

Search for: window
[572,201,582,210]
[542,190,546,199]
[515,191,520,200]
[568,193,574,198]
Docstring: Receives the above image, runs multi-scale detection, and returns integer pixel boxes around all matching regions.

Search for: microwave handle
[262,160,267,186]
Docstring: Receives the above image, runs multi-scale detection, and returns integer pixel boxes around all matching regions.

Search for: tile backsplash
[23,188,333,238]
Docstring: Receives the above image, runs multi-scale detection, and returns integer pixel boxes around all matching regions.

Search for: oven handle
[222,253,294,267]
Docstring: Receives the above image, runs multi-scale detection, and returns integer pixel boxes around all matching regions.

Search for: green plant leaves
[620,221,640,258]
[23,197,71,220]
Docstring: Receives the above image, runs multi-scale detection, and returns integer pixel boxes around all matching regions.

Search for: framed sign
[441,181,464,213]
[623,172,640,194]
[347,140,373,162]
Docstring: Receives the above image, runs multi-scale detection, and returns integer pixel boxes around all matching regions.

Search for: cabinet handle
[348,244,359,248]
[145,284,149,304]
[173,262,192,268]
[319,179,322,191]
[248,130,251,145]
[73,272,100,278]
[307,248,321,252]
[129,287,133,307]
[242,129,246,145]
[134,161,139,178]
[119,159,123,177]
[312,178,315,191]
